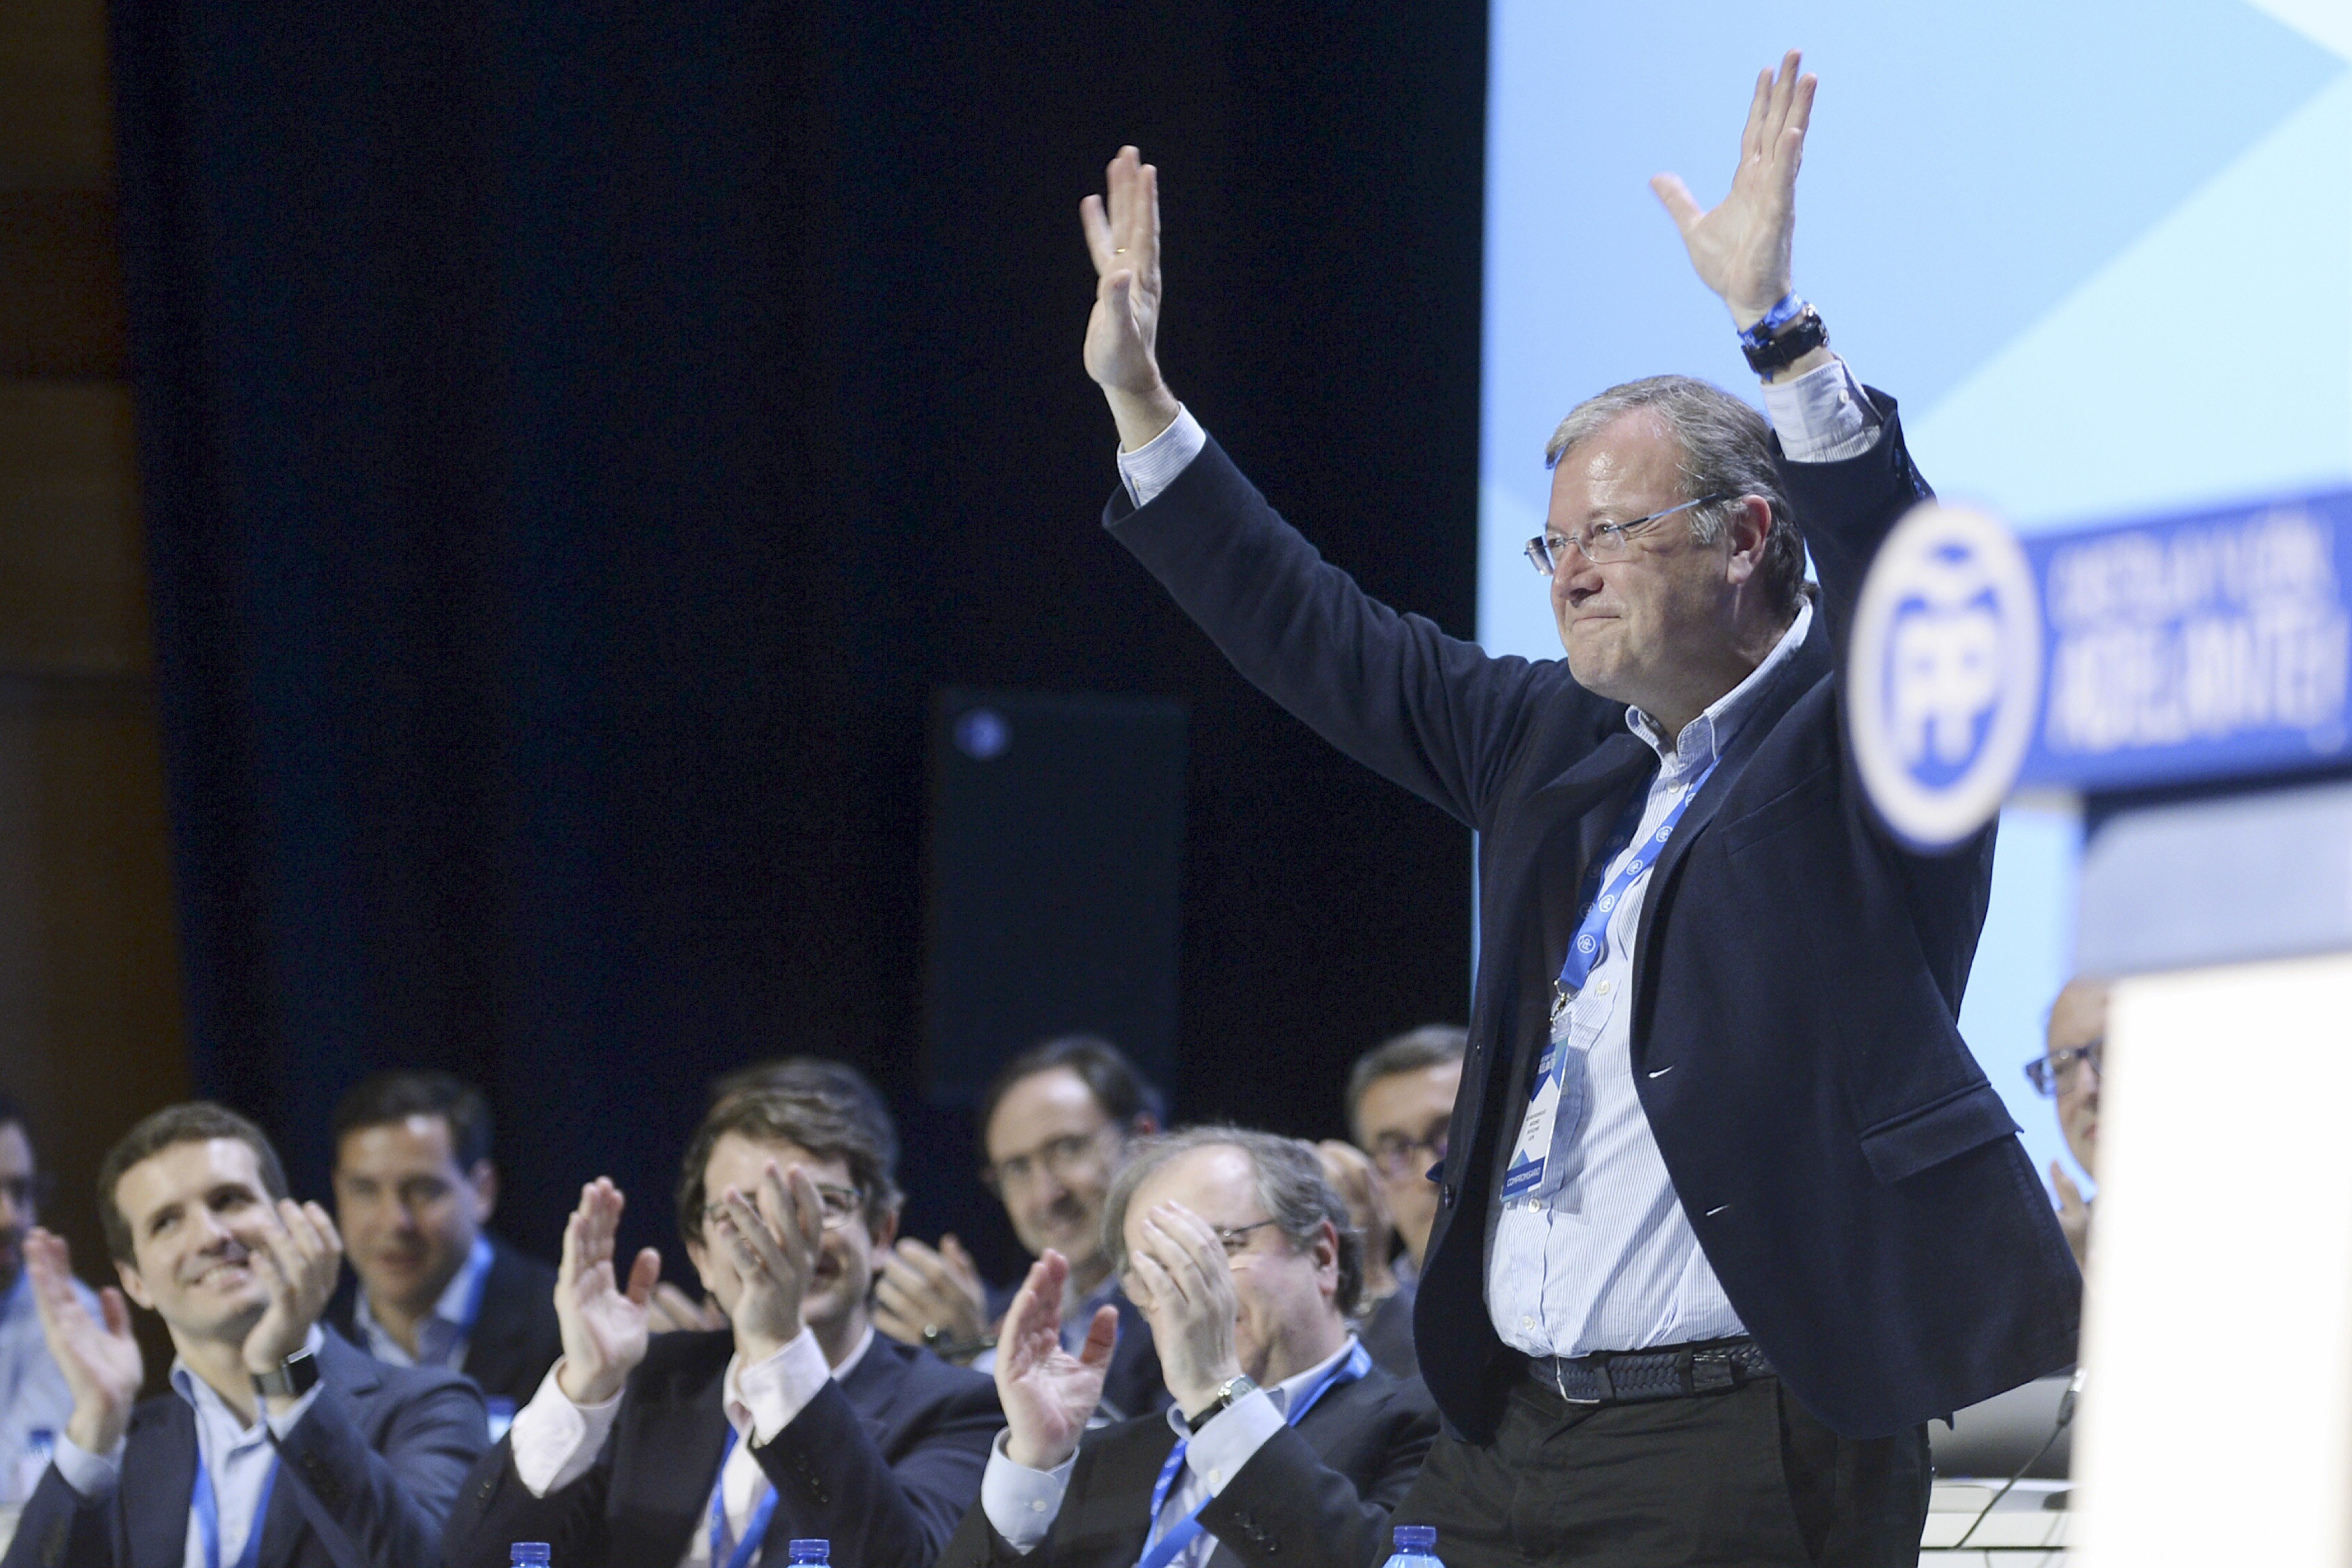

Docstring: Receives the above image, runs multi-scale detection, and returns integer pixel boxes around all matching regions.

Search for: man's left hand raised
[1651,50,1816,332]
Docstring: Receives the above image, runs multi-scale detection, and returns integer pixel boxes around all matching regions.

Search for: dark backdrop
[106,0,1486,1282]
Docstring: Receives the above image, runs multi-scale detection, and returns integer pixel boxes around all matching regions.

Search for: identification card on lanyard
[1501,762,1716,1206]
[193,1453,280,1568]
[1133,1343,1372,1568]
[710,1426,781,1568]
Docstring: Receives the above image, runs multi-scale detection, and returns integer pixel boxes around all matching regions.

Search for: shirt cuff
[734,1327,832,1444]
[1760,354,1881,464]
[265,1384,325,1441]
[508,1359,625,1499]
[1180,1387,1284,1494]
[1116,404,1207,510]
[50,1432,123,1502]
[980,1427,1075,1553]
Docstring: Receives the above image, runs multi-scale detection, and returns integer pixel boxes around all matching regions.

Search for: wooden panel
[0,191,126,376]
[0,380,147,674]
[0,0,114,187]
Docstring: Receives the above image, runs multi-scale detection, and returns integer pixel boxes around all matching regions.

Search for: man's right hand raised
[1080,147,1181,453]
[996,1249,1117,1473]
[25,1229,141,1457]
[553,1178,662,1406]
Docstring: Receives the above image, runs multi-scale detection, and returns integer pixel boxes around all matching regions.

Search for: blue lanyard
[193,1452,280,1568]
[708,1426,780,1568]
[1552,760,1718,1004]
[1135,1343,1372,1568]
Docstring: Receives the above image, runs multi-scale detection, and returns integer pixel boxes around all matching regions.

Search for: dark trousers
[1395,1374,1929,1567]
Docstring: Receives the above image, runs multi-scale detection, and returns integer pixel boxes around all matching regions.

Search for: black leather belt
[1526,1337,1773,1404]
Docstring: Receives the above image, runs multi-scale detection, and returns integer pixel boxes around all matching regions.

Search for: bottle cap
[1393,1527,1437,1551]
[788,1543,831,1565]
[510,1546,552,1566]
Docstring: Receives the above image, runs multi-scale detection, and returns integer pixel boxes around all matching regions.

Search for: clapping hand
[711,1160,826,1362]
[996,1249,1117,1472]
[240,1200,344,1398]
[873,1235,991,1358]
[648,1280,728,1334]
[553,1179,663,1404]
[1651,50,1817,331]
[1079,147,1181,451]
[1123,1202,1242,1417]
[24,1228,142,1455]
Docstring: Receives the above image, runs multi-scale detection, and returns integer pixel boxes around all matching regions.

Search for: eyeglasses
[2024,1040,2102,1097]
[0,1174,54,1212]
[1523,494,1733,576]
[703,1179,865,1233]
[981,1127,1120,1196]
[1366,1127,1449,1180]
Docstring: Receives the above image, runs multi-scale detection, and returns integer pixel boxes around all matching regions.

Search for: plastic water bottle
[1383,1525,1441,1568]
[510,1545,551,1567]
[788,1544,830,1567]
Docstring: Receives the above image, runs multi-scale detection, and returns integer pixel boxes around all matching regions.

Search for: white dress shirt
[980,1336,1361,1566]
[2,1270,92,1504]
[1112,355,1883,1359]
[52,1326,328,1568]
[508,1324,874,1568]
[350,1234,493,1372]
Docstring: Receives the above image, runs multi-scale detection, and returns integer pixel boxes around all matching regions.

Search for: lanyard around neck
[709,1425,780,1568]
[1135,1342,1372,1568]
[193,1450,281,1568]
[1552,759,1718,1006]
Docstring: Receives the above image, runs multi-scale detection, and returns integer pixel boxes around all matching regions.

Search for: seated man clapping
[940,1127,1437,1568]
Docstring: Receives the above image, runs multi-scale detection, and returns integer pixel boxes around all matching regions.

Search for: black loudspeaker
[923,689,1186,1106]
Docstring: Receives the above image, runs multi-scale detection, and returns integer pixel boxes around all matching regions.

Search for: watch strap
[1189,1373,1259,1429]
[252,1346,321,1401]
[1741,306,1828,374]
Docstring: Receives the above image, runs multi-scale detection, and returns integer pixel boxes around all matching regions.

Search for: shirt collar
[1626,596,1813,773]
[171,1323,328,1439]
[352,1233,493,1347]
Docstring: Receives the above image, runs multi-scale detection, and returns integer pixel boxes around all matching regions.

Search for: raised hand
[553,1179,662,1404]
[1124,1202,1242,1416]
[24,1228,142,1454]
[873,1235,991,1357]
[995,1250,1117,1472]
[241,1200,344,1390]
[647,1280,728,1334]
[714,1160,825,1362]
[1650,50,1817,330]
[1079,146,1181,451]
[2052,1161,2092,1269]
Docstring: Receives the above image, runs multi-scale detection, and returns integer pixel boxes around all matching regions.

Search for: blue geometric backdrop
[1477,1,2352,1195]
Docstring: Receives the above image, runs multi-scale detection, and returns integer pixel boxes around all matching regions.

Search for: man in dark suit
[1071,51,2078,1565]
[872,1036,1168,1421]
[324,1074,561,1425]
[4,1103,485,1568]
[938,1127,1436,1568]
[440,1084,1002,1568]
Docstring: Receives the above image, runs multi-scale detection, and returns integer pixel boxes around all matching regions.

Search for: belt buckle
[1690,1347,1736,1393]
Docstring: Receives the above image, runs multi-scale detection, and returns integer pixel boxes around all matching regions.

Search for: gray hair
[1102,1125,1363,1317]
[1345,1024,1466,1143]
[1544,375,1805,616]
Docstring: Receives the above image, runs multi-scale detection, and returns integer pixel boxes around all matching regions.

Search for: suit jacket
[1354,1284,1417,1383]
[2,1329,487,1568]
[326,1236,562,1408]
[984,1278,1167,1422]
[936,1361,1436,1568]
[1102,399,2081,1441]
[441,1328,1002,1568]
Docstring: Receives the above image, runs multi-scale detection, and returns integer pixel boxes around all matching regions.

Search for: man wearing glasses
[440,1085,1002,1568]
[1073,50,2076,1565]
[938,1127,1436,1568]
[1339,1026,1466,1378]
[2027,979,2104,1268]
[0,1090,92,1505]
[872,1036,1168,1420]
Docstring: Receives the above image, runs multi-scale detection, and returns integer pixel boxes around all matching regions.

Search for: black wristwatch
[1740,304,1828,375]
[252,1346,321,1401]
[1186,1373,1259,1429]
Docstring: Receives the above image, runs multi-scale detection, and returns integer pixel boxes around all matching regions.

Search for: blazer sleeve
[751,1373,1004,1568]
[0,1464,114,1568]
[1105,437,1595,834]
[1774,390,1934,676]
[1194,1385,1438,1568]
[436,1436,617,1568]
[273,1371,487,1568]
[929,1494,1030,1568]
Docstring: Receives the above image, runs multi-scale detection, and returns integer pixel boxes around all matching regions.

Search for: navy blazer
[935,1360,1435,1568]
[3,1329,487,1568]
[1103,399,2081,1441]
[440,1329,1002,1568]
[325,1236,562,1409]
